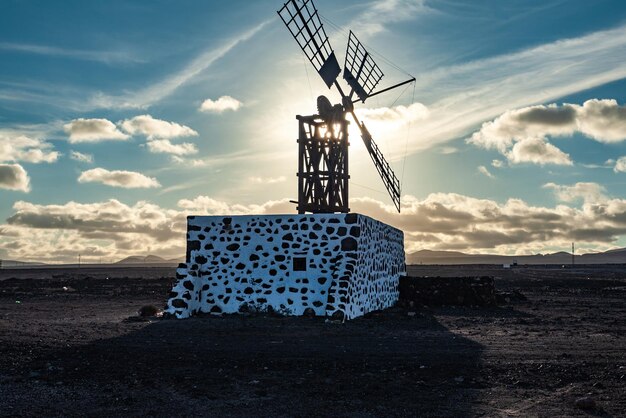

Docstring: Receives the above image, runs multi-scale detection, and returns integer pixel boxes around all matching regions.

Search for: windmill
[278,0,415,214]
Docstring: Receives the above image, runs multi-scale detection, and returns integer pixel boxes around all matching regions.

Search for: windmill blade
[350,112,401,212]
[343,31,384,103]
[278,0,341,88]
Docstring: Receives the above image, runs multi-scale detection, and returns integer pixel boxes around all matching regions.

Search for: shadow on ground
[20,310,485,417]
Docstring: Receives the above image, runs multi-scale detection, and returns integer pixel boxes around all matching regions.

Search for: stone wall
[165,213,404,320]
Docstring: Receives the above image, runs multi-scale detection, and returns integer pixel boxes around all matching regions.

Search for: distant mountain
[115,255,174,265]
[0,259,47,268]
[407,248,626,265]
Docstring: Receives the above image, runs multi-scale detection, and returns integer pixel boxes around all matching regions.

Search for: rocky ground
[0,265,624,417]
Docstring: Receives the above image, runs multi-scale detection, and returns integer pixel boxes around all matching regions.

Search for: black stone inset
[345,213,358,224]
[293,257,307,271]
[341,237,358,251]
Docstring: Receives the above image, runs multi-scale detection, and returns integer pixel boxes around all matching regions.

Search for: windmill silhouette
[278,0,415,214]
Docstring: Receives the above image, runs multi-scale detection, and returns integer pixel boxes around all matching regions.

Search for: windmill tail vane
[278,0,416,214]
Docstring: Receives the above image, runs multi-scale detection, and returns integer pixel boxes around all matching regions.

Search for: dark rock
[575,396,596,410]
[302,307,316,317]
[496,290,527,304]
[330,310,344,321]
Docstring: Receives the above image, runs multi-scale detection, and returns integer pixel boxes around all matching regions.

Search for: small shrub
[138,305,160,317]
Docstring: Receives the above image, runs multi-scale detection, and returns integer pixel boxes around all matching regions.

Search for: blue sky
[1,0,626,262]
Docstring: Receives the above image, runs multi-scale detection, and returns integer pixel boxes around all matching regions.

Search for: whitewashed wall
[165,213,404,320]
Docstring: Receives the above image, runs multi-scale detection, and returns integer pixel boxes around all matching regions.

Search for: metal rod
[354,77,416,103]
[334,80,347,99]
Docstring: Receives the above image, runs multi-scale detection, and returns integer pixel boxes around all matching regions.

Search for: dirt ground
[0,265,624,417]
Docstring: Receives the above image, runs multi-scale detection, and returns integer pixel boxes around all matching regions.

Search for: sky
[1,0,626,263]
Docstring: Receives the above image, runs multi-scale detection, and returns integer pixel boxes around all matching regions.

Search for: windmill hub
[316,95,344,125]
[165,0,412,321]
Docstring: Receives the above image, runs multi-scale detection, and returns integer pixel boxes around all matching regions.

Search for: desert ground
[0,264,624,417]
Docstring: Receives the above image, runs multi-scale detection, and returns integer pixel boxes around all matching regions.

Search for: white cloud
[350,0,431,38]
[543,182,607,204]
[0,42,141,65]
[438,146,458,155]
[0,135,59,163]
[78,168,160,189]
[505,137,572,166]
[468,99,626,165]
[576,99,626,142]
[190,159,207,167]
[69,150,93,163]
[146,139,198,156]
[477,165,494,178]
[468,104,577,153]
[64,118,129,143]
[120,115,198,140]
[249,176,286,184]
[347,192,626,254]
[0,164,30,192]
[6,190,626,262]
[170,156,208,167]
[391,25,626,158]
[491,159,504,168]
[177,196,293,216]
[356,103,429,124]
[614,156,626,173]
[199,96,243,113]
[353,102,429,158]
[90,21,270,109]
[469,100,626,156]
[1,199,187,263]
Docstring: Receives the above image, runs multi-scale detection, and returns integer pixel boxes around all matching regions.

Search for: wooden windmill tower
[278,0,415,214]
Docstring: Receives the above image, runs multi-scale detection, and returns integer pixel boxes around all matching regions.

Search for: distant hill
[115,255,179,265]
[407,248,626,265]
[0,259,47,268]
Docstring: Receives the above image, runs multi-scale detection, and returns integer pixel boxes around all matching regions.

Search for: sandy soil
[0,265,624,417]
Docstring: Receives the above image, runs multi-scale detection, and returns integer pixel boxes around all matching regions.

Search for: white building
[166,213,405,321]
